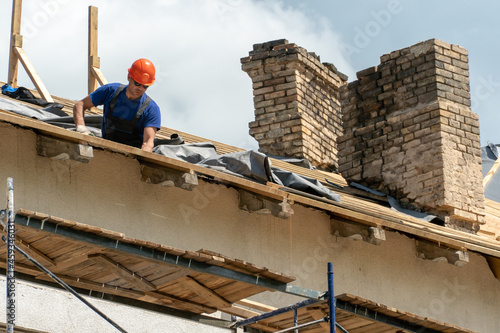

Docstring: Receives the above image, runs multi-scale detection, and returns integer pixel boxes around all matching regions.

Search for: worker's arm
[73,96,95,134]
[142,127,157,152]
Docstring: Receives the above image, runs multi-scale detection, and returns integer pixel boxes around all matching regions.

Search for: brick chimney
[241,38,485,233]
[241,39,347,171]
[338,39,485,232]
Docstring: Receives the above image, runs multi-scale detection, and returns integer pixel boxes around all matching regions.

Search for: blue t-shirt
[89,83,161,139]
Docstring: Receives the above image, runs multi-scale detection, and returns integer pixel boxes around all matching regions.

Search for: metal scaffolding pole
[6,178,15,333]
[0,178,128,333]
[328,262,335,333]
[232,263,347,333]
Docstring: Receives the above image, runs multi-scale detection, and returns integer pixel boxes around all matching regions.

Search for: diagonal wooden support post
[7,0,54,103]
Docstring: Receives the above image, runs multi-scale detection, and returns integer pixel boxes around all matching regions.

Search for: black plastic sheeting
[482,143,500,202]
[154,143,341,202]
[349,183,441,223]
[0,97,69,119]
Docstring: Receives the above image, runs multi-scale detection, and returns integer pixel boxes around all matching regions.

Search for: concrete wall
[0,277,230,333]
[0,122,499,332]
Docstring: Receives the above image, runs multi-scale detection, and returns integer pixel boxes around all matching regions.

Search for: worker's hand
[76,125,93,136]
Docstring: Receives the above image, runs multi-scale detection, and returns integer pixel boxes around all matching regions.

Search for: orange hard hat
[128,58,156,86]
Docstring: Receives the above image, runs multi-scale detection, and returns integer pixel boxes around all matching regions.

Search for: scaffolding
[231,262,345,333]
[1,178,129,333]
[1,176,343,333]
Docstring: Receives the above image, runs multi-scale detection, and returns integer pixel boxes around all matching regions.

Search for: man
[73,58,161,152]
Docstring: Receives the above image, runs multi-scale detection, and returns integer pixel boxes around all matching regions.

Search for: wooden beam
[154,269,192,289]
[13,47,54,103]
[236,299,277,313]
[308,308,330,330]
[8,0,23,87]
[221,304,260,319]
[142,290,217,314]
[91,66,108,86]
[178,276,232,309]
[484,152,500,187]
[88,253,157,291]
[88,6,99,94]
[15,236,56,268]
[54,251,98,272]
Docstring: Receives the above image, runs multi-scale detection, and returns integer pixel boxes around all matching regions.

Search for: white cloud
[2,0,351,150]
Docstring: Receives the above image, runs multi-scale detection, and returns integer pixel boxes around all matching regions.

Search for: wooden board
[2,209,295,317]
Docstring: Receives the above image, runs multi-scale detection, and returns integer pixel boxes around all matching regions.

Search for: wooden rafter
[15,235,56,268]
[7,0,54,103]
[88,253,157,291]
[178,276,232,309]
[483,150,500,187]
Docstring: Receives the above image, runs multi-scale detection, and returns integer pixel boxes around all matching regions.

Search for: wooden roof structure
[237,294,476,333]
[0,90,490,332]
[0,209,477,333]
[1,209,295,317]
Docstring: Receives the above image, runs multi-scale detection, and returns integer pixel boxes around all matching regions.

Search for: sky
[1,0,499,150]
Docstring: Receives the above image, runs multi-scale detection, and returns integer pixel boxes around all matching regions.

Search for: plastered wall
[0,122,499,332]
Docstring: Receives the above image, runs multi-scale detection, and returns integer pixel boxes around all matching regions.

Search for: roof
[1,89,500,267]
[0,88,492,332]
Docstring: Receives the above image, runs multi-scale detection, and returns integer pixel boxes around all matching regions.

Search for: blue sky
[1,0,499,149]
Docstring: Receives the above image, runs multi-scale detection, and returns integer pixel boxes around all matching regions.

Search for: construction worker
[73,58,161,152]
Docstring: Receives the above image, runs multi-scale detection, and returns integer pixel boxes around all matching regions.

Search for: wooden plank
[8,0,23,87]
[154,269,192,289]
[236,299,277,313]
[178,276,232,309]
[88,5,99,94]
[220,304,260,319]
[15,235,56,267]
[88,253,157,291]
[484,152,500,187]
[308,309,330,331]
[13,47,54,103]
[54,251,96,272]
[90,66,108,87]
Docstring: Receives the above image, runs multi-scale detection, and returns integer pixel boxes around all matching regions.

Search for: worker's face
[126,75,149,100]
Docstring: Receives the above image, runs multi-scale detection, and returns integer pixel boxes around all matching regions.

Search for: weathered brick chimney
[338,39,484,232]
[241,39,347,171]
[241,38,485,233]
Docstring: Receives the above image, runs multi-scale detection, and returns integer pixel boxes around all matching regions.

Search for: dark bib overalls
[105,84,151,148]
